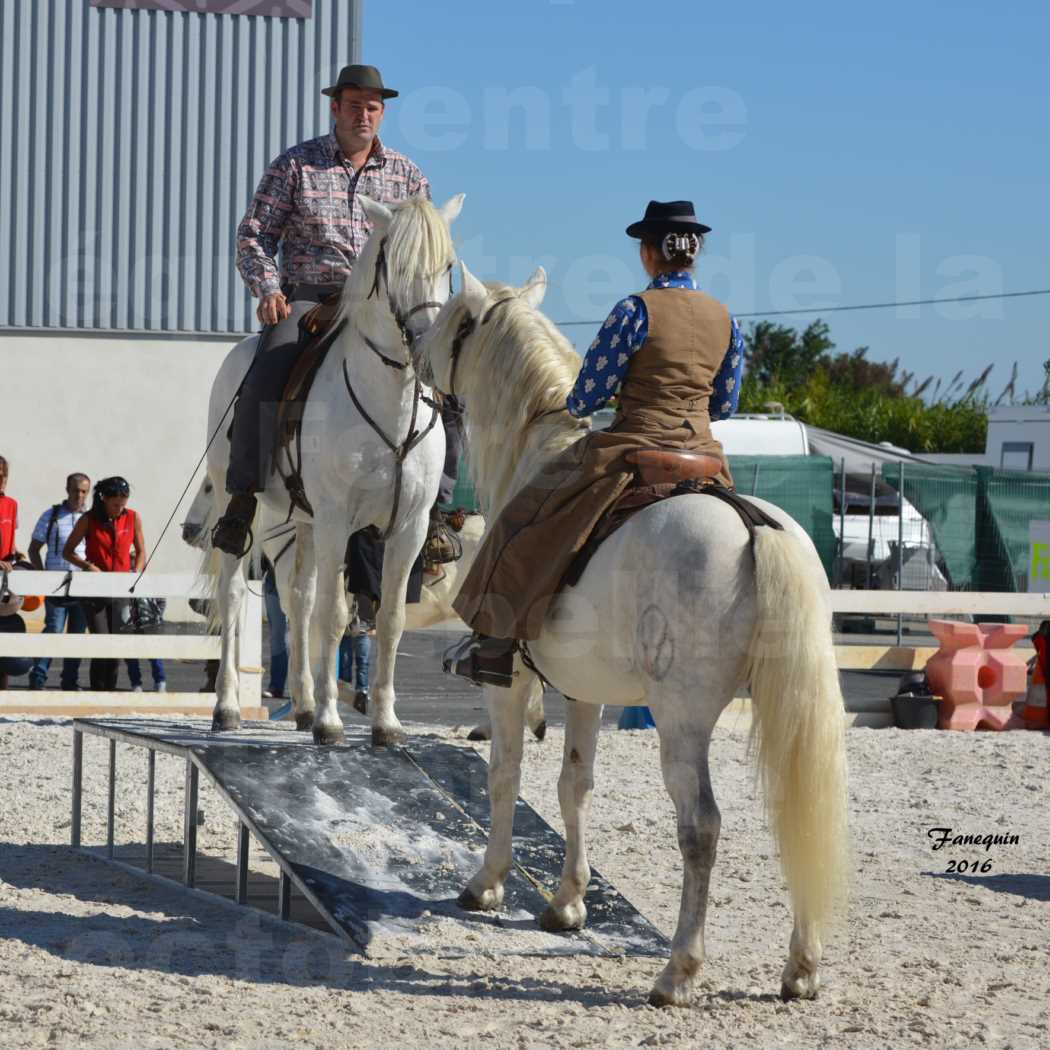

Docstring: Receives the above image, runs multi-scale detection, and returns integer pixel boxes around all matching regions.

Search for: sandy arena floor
[0,716,1048,1050]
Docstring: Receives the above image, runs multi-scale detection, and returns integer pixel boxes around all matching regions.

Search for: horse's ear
[520,266,547,308]
[438,193,465,225]
[358,195,393,229]
[459,261,488,310]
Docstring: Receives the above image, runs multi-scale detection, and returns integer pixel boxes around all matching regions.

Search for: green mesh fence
[728,455,837,576]
[884,463,1050,591]
[443,453,838,578]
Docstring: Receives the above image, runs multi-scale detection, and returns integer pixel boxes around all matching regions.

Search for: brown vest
[616,287,731,440]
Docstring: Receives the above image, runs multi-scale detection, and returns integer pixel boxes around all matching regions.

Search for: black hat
[322,64,398,100]
[626,200,711,238]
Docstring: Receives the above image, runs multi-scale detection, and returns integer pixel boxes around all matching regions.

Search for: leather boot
[211,493,258,557]
[442,633,517,688]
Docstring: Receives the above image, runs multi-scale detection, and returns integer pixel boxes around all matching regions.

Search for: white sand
[1,716,1048,1049]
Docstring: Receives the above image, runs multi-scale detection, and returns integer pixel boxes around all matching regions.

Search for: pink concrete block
[924,619,1030,732]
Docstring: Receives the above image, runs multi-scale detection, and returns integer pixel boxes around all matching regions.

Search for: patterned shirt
[31,504,86,571]
[566,272,744,420]
[236,133,431,298]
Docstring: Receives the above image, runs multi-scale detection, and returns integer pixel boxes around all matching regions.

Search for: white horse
[181,474,548,740]
[205,194,463,746]
[417,263,849,1007]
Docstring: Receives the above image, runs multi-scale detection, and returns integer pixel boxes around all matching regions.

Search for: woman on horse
[446,199,745,685]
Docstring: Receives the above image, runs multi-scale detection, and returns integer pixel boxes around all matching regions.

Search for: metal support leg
[146,750,156,874]
[279,870,291,920]
[106,740,116,859]
[183,758,199,888]
[236,822,250,905]
[71,730,83,849]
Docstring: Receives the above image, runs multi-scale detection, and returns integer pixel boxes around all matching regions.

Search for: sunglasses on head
[97,478,130,498]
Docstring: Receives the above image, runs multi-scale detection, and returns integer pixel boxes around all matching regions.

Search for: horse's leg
[309,525,349,746]
[211,551,245,732]
[468,672,545,742]
[525,677,547,741]
[539,698,602,931]
[648,700,726,1008]
[287,524,318,732]
[458,672,534,911]
[368,529,422,747]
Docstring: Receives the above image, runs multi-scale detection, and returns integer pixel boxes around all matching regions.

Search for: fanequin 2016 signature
[927,827,1020,874]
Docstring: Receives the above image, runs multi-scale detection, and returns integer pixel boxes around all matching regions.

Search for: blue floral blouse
[566,271,744,420]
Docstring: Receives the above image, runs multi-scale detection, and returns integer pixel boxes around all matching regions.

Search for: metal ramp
[71,718,668,957]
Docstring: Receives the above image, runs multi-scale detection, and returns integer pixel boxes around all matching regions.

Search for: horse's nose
[182,523,202,543]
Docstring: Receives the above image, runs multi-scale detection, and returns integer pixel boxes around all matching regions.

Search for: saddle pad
[561,479,782,589]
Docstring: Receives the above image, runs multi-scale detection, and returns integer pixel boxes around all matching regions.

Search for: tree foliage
[738,320,993,453]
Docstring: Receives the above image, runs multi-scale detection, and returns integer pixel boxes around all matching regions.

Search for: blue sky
[365,0,1050,399]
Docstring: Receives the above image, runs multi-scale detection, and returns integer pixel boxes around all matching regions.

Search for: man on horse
[445,200,746,685]
[212,63,458,561]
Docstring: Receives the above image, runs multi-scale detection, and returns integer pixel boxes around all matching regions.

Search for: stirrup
[442,633,517,689]
[211,496,257,559]
[424,517,462,568]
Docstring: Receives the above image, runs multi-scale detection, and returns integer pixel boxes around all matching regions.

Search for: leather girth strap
[562,479,783,589]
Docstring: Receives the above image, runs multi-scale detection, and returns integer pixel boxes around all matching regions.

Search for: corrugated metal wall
[0,0,361,334]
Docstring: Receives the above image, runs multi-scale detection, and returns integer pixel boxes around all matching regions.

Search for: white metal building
[1,0,361,598]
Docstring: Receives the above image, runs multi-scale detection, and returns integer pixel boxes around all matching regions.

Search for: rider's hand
[257,291,291,327]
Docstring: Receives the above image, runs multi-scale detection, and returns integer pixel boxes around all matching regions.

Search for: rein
[368,236,447,351]
[342,358,440,541]
[447,295,516,397]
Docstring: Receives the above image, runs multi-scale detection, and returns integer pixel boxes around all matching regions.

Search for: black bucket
[891,693,940,730]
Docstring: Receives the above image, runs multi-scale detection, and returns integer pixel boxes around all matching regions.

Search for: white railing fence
[0,571,263,716]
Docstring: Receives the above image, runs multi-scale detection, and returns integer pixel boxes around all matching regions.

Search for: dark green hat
[322,64,398,100]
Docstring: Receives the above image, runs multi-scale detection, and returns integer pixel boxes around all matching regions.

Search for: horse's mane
[343,195,454,311]
[450,283,585,516]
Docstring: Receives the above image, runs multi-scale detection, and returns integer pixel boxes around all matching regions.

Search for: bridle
[337,235,454,540]
[367,236,452,356]
[447,294,517,397]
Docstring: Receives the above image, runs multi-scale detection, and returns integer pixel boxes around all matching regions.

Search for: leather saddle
[562,449,781,589]
[272,293,346,515]
[624,449,723,486]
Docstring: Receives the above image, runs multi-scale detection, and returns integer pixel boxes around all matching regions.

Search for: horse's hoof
[312,724,345,746]
[648,987,682,1009]
[371,726,406,748]
[531,720,547,742]
[538,903,585,932]
[466,724,491,742]
[294,711,314,732]
[780,981,818,1002]
[211,711,240,733]
[457,887,490,912]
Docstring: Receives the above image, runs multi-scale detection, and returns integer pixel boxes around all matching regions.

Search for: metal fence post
[866,462,877,589]
[71,729,83,849]
[897,461,905,645]
[837,458,847,587]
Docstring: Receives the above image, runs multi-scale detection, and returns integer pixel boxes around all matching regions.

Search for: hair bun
[661,232,699,263]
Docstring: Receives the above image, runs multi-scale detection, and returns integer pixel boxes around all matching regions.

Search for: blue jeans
[126,659,166,688]
[1,655,34,679]
[264,569,289,695]
[338,633,372,691]
[30,599,89,688]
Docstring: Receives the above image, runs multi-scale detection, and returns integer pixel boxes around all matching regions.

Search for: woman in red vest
[63,477,146,690]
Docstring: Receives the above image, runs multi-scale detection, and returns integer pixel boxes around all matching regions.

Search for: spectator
[62,477,145,691]
[0,563,43,689]
[125,599,168,692]
[0,455,26,571]
[262,560,289,700]
[27,473,91,690]
[339,593,374,714]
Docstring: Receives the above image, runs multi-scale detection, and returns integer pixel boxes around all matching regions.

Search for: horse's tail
[193,543,224,636]
[746,525,849,943]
